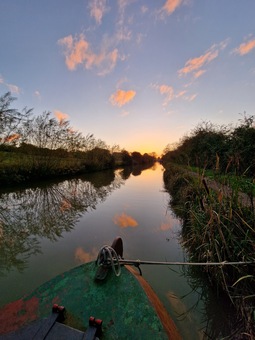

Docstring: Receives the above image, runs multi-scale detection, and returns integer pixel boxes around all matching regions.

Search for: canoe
[0,239,181,339]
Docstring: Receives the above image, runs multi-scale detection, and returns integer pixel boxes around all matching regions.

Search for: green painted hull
[0,262,180,339]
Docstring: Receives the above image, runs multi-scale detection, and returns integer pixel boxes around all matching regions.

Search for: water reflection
[180,265,238,339]
[113,212,138,228]
[0,169,125,275]
[74,247,98,264]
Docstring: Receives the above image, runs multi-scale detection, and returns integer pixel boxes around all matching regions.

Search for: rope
[96,245,121,277]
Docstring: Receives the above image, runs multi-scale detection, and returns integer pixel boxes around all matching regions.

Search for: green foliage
[84,148,113,171]
[162,116,255,177]
[163,163,255,338]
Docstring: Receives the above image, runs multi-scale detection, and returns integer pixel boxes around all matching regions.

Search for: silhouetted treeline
[0,92,156,184]
[162,115,255,177]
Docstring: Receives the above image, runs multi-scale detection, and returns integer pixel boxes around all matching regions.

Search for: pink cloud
[89,0,108,25]
[162,0,183,15]
[153,84,174,106]
[234,38,255,55]
[178,41,229,78]
[186,93,197,101]
[58,34,119,75]
[110,89,136,107]
[153,83,197,105]
[160,222,172,231]
[194,69,206,78]
[175,90,186,98]
[58,34,89,70]
[113,212,138,228]
[4,133,20,143]
[75,247,98,263]
[158,0,183,19]
[159,85,174,105]
[7,84,20,94]
[179,49,218,76]
[54,110,69,122]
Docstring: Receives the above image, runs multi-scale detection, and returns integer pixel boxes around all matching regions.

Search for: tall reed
[163,163,255,338]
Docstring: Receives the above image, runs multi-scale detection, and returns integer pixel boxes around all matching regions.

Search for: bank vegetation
[162,116,255,338]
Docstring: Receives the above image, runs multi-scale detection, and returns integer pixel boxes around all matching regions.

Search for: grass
[186,164,255,197]
[163,163,255,339]
[0,151,87,185]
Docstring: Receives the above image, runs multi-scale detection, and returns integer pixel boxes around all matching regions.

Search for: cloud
[89,0,108,25]
[97,48,119,75]
[114,0,134,45]
[116,27,132,42]
[153,83,197,106]
[113,212,138,228]
[3,134,20,143]
[186,93,197,101]
[159,85,174,105]
[153,84,174,106]
[160,222,172,231]
[34,90,41,99]
[59,199,72,212]
[234,38,255,56]
[54,110,69,122]
[75,247,98,263]
[0,76,21,94]
[193,69,206,78]
[7,84,20,94]
[110,89,136,107]
[178,41,228,78]
[162,0,183,15]
[141,5,148,14]
[175,90,186,98]
[179,49,218,77]
[58,34,89,70]
[58,34,119,75]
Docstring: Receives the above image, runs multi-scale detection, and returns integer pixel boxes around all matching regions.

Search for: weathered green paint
[0,262,169,339]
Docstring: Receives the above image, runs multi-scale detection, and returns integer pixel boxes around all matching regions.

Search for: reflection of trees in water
[0,169,124,275]
[179,264,240,339]
[118,163,155,179]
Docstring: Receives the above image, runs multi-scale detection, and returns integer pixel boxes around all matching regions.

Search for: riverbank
[162,163,255,339]
[0,147,156,186]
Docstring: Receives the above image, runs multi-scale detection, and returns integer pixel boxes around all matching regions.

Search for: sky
[0,0,255,156]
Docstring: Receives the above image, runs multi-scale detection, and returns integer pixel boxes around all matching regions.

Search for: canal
[0,163,223,339]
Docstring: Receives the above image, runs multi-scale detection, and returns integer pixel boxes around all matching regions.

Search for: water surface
[0,163,217,339]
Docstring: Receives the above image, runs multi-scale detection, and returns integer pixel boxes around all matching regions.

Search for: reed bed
[163,163,255,339]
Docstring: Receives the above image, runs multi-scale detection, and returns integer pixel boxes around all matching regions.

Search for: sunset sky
[1,1,255,155]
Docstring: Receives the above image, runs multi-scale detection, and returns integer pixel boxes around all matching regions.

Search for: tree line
[162,115,255,177]
[0,92,111,152]
[0,92,156,184]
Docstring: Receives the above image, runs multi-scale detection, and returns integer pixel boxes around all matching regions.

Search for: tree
[0,92,32,145]
[84,147,113,170]
[24,111,85,152]
[229,114,255,175]
[131,151,143,164]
